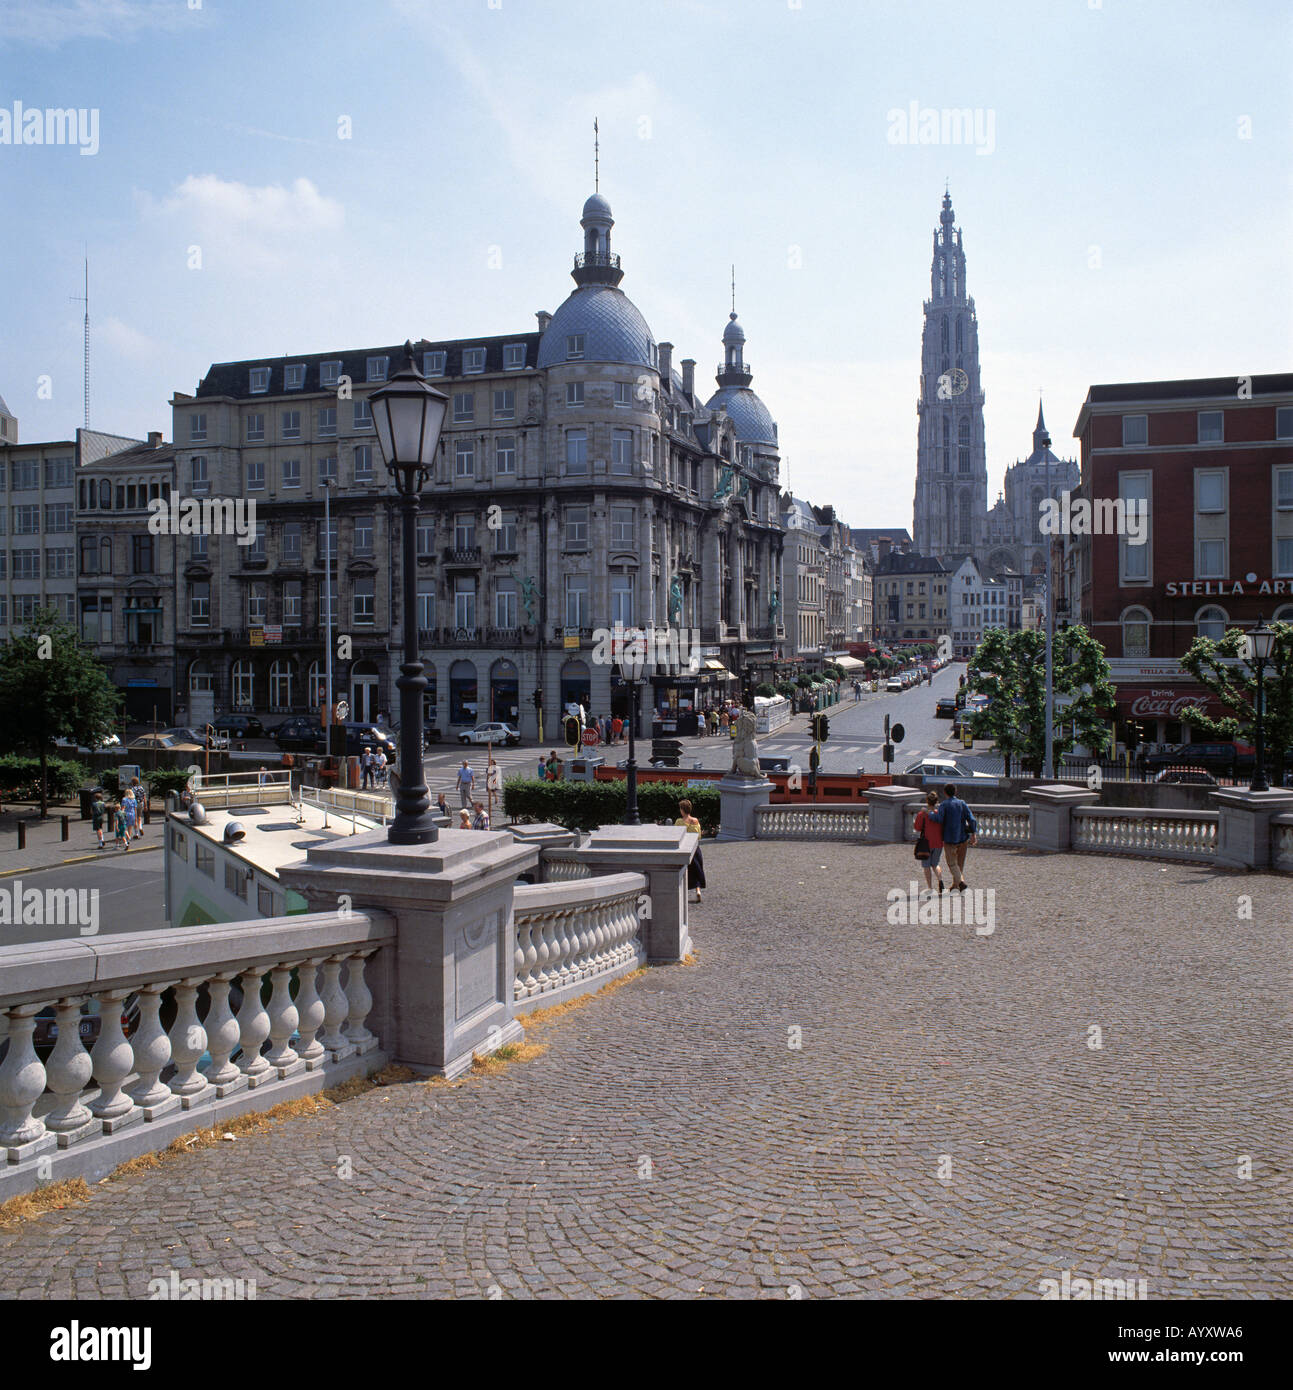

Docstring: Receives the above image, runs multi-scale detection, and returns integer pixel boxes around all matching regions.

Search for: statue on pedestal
[729,709,761,778]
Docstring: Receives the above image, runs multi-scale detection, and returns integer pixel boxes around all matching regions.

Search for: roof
[705,384,777,446]
[0,392,11,417]
[873,550,948,576]
[849,527,913,548]
[196,333,543,400]
[96,438,177,468]
[1084,373,1293,404]
[536,285,655,370]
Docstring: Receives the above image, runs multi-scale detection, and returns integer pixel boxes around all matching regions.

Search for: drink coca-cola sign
[1121,685,1223,719]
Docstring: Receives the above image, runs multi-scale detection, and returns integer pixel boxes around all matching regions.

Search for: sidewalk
[0,804,161,877]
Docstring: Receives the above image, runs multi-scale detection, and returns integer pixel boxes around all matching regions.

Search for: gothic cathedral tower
[912,191,988,562]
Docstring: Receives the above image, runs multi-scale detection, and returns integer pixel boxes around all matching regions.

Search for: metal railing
[193,770,293,809]
[299,783,391,829]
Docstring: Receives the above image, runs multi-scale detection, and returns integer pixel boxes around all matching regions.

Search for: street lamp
[1248,614,1276,793]
[620,628,648,826]
[369,341,449,844]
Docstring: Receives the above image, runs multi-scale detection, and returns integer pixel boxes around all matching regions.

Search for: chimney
[680,358,695,399]
[148,431,163,448]
[877,536,892,562]
[536,310,551,332]
[657,341,673,385]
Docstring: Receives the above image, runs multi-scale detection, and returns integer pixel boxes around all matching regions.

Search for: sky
[2,0,1290,532]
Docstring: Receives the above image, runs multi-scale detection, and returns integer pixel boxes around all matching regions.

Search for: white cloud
[0,0,198,47]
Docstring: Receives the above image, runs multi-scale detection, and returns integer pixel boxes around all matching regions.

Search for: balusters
[236,969,273,1087]
[205,972,246,1095]
[89,990,141,1132]
[533,913,555,991]
[168,978,212,1106]
[128,982,180,1120]
[553,909,575,985]
[295,959,326,1070]
[320,955,355,1061]
[0,1003,56,1160]
[343,950,376,1054]
[517,916,540,998]
[44,997,96,1145]
[265,965,304,1077]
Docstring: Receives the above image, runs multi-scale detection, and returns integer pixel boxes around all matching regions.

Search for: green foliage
[824,663,845,682]
[100,769,121,796]
[1178,621,1293,781]
[755,682,776,698]
[0,755,91,802]
[775,681,797,699]
[502,777,720,834]
[146,768,196,798]
[795,675,813,689]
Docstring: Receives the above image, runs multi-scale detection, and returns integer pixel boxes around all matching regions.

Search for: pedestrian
[720,709,730,734]
[436,792,450,820]
[913,790,945,895]
[257,765,269,787]
[537,754,547,780]
[472,799,490,830]
[612,714,623,745]
[458,808,473,830]
[932,783,978,891]
[361,747,375,789]
[456,758,474,808]
[674,798,706,903]
[91,790,106,849]
[709,708,719,736]
[113,801,128,852]
[545,751,562,781]
[375,748,388,787]
[121,789,136,847]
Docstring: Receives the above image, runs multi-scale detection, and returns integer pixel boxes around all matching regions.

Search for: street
[0,850,167,946]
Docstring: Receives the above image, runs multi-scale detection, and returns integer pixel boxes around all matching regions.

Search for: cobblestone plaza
[1,842,1287,1300]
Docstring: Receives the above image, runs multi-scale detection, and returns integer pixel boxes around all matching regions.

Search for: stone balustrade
[542,850,594,881]
[1273,814,1293,874]
[755,804,869,840]
[1072,807,1218,862]
[901,802,1029,846]
[0,910,393,1199]
[512,873,646,1010]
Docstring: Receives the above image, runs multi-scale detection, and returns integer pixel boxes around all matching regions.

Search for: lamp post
[369,341,448,844]
[620,628,646,826]
[1248,614,1275,793]
[322,475,335,752]
[1041,430,1055,780]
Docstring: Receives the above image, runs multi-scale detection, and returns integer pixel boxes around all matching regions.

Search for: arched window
[1196,606,1227,642]
[1031,487,1045,540]
[1272,605,1293,626]
[270,659,293,712]
[941,417,951,472]
[188,660,213,695]
[231,659,255,710]
[490,659,519,724]
[1121,606,1151,658]
[449,659,478,725]
[958,417,971,473]
[98,479,111,509]
[958,492,972,546]
[955,317,963,353]
[940,318,949,353]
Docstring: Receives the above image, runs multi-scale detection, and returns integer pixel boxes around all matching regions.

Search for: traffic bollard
[61,815,69,841]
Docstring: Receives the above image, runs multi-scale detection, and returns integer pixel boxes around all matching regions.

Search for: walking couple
[913,783,978,895]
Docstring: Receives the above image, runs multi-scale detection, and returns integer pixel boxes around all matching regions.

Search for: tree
[0,608,121,816]
[1178,620,1293,785]
[969,625,1115,778]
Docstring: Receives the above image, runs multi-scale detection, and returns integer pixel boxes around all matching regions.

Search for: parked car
[271,716,325,753]
[334,722,396,757]
[885,678,904,693]
[53,732,121,753]
[1154,767,1218,786]
[935,697,957,719]
[458,722,521,747]
[164,726,229,751]
[905,757,998,782]
[129,732,204,753]
[212,713,266,739]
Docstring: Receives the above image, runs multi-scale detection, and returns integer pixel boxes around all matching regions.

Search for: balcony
[716,361,753,383]
[571,251,624,286]
[443,546,482,566]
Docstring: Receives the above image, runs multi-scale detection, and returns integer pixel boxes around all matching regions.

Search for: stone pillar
[1022,784,1102,852]
[1211,788,1293,870]
[508,823,578,882]
[281,826,538,1079]
[576,824,694,963]
[866,785,925,843]
[716,773,773,842]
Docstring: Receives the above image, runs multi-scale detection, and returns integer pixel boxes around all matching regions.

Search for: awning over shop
[704,660,735,680]
[833,655,866,672]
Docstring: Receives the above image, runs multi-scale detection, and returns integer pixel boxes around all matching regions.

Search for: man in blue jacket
[933,783,978,890]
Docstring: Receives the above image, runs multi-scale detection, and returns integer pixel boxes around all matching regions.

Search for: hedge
[146,768,194,798]
[0,755,91,801]
[502,777,720,834]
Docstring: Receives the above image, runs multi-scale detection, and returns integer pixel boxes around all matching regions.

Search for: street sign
[563,627,580,650]
[336,700,349,720]
[581,727,601,747]
[890,722,905,744]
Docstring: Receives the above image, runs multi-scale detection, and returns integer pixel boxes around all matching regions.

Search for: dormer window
[566,334,585,361]
[249,368,270,394]
[320,360,342,388]
[284,364,306,390]
[464,347,486,374]
[423,351,447,377]
[503,343,526,370]
[366,356,388,383]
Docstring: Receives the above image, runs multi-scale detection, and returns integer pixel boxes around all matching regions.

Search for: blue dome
[706,385,778,447]
[582,192,612,221]
[537,285,655,369]
[722,313,745,346]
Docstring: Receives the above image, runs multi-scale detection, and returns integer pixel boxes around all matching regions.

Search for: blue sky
[2,0,1290,530]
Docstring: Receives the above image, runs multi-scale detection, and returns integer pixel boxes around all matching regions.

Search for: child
[91,791,106,849]
[121,789,136,847]
[113,802,128,851]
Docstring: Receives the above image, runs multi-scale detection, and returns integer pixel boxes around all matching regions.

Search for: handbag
[913,811,930,861]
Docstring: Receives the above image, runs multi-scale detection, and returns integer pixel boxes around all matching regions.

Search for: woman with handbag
[913,790,945,895]
[674,798,706,904]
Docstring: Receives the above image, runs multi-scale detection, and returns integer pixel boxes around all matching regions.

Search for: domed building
[706,311,780,468]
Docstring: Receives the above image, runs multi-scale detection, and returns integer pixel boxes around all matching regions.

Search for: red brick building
[1071,373,1293,747]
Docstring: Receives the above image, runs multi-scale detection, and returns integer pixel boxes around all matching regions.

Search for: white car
[905,757,998,782]
[458,722,521,747]
[885,677,904,692]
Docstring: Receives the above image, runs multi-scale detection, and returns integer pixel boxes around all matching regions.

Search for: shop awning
[704,660,735,679]
[833,655,866,672]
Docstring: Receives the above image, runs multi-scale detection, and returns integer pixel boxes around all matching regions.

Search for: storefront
[490,658,519,725]
[1110,679,1229,747]
[449,658,478,727]
[560,658,591,715]
[649,662,735,737]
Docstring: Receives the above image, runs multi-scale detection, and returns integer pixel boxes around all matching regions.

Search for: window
[565,574,589,628]
[320,361,342,389]
[246,413,264,442]
[133,535,155,574]
[98,479,111,509]
[245,522,266,564]
[614,382,632,408]
[564,505,589,548]
[453,392,474,424]
[454,439,475,478]
[416,517,434,557]
[454,577,476,630]
[423,351,446,377]
[566,382,584,408]
[248,582,268,625]
[493,389,514,421]
[504,344,526,370]
[281,522,302,565]
[270,658,294,709]
[354,515,374,556]
[190,532,208,561]
[45,503,73,532]
[366,356,388,383]
[317,580,338,626]
[282,457,301,489]
[1122,414,1147,447]
[45,548,73,578]
[233,656,253,710]
[247,459,265,491]
[958,417,971,473]
[11,459,38,489]
[1196,539,1225,579]
[318,406,337,438]
[416,580,435,631]
[191,455,208,493]
[285,364,305,391]
[281,410,301,440]
[611,504,634,544]
[319,520,338,559]
[1119,472,1150,583]
[1273,467,1293,509]
[1196,606,1227,641]
[494,510,517,552]
[354,445,375,483]
[611,574,633,627]
[353,399,373,430]
[566,334,585,361]
[225,862,247,900]
[1277,538,1293,577]
[495,585,517,629]
[454,514,476,550]
[495,437,516,475]
[566,429,587,475]
[611,429,632,475]
[1276,407,1293,440]
[196,842,214,878]
[318,455,337,484]
[169,827,188,861]
[12,505,39,534]
[190,413,207,442]
[250,367,270,393]
[13,595,38,624]
[11,550,39,580]
[1195,470,1225,512]
[464,347,485,374]
[189,581,210,627]
[44,457,73,488]
[1197,411,1223,444]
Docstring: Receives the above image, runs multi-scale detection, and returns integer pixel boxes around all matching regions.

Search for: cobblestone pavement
[2,843,1289,1299]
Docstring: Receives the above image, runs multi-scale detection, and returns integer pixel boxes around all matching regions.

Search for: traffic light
[1126,721,1140,752]
[532,688,543,710]
[564,714,581,748]
[811,714,830,743]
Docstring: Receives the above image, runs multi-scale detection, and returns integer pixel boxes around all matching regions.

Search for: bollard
[17,822,25,850]
[61,815,69,841]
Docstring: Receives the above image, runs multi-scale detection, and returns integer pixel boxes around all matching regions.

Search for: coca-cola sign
[1119,685,1224,720]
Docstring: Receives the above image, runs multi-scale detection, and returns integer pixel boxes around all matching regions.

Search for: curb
[0,843,162,878]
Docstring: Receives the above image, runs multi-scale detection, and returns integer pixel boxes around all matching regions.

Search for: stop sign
[581,727,601,746]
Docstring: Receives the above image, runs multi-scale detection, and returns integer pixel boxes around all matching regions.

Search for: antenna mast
[69,258,89,428]
[594,117,599,192]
